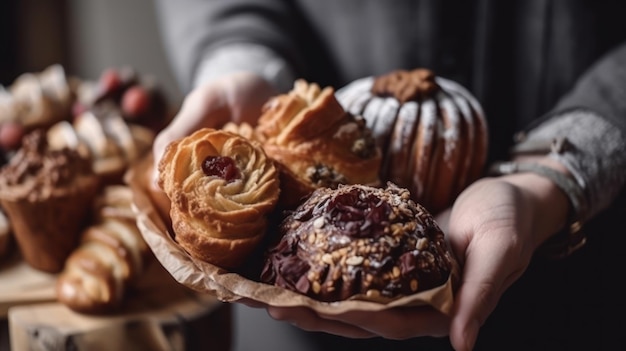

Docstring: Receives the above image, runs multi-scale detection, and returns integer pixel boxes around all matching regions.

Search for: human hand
[150,72,277,186]
[267,170,570,351]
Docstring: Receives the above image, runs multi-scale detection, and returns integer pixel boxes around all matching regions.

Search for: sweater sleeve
[153,0,302,93]
[516,42,626,221]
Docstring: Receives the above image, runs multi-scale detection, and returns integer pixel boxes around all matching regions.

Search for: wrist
[489,155,587,257]
[497,170,570,250]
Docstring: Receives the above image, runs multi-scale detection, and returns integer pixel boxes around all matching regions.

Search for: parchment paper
[125,154,458,316]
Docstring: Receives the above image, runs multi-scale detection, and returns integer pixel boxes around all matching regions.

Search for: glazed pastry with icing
[56,185,151,314]
[261,183,456,302]
[256,79,382,208]
[158,128,280,269]
[336,68,488,214]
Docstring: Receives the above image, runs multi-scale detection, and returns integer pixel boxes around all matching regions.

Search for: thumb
[448,252,511,351]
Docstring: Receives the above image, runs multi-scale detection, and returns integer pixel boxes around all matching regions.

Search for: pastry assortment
[157,128,281,269]
[153,72,482,307]
[261,183,455,302]
[56,185,151,314]
[0,65,170,314]
[336,68,488,213]
[1,64,486,312]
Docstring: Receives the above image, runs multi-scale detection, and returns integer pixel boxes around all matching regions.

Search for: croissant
[256,79,382,208]
[157,128,280,269]
[55,185,151,314]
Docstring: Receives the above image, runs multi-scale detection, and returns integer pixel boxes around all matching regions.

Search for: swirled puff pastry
[256,80,382,208]
[158,128,280,268]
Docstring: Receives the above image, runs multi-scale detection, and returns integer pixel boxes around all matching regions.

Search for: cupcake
[0,129,100,273]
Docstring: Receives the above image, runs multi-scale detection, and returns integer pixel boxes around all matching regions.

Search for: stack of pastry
[56,185,151,314]
[336,68,488,213]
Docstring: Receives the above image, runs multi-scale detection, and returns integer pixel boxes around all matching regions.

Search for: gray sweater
[154,0,626,224]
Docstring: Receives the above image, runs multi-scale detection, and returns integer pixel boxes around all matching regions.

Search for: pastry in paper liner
[157,128,280,269]
[126,154,459,316]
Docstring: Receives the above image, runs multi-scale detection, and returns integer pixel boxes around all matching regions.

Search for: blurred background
[0,0,183,105]
[0,1,311,350]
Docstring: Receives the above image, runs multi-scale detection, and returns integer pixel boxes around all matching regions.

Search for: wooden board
[0,252,57,318]
[7,258,232,351]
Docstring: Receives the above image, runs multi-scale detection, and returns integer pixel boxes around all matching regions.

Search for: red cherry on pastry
[202,156,241,182]
[0,122,25,150]
[99,68,123,94]
[121,85,151,118]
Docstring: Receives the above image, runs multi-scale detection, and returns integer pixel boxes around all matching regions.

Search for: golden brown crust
[257,80,382,208]
[158,128,280,268]
[55,185,150,314]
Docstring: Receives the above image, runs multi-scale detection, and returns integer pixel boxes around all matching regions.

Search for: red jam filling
[201,155,241,182]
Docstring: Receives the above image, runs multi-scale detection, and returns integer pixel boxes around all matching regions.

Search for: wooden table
[0,252,232,351]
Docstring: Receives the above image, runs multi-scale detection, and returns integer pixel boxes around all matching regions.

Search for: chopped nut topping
[416,237,429,250]
[313,217,325,229]
[366,289,381,298]
[321,253,334,265]
[346,256,364,266]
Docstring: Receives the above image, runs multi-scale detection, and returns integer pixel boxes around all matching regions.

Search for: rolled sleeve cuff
[517,109,626,221]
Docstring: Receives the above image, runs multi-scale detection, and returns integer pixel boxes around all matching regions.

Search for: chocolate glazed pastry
[261,183,456,302]
[335,68,488,214]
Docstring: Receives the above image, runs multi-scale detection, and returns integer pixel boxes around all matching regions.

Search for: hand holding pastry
[157,128,280,269]
[151,72,277,186]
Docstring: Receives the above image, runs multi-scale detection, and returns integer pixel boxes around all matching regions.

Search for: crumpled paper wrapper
[125,154,458,316]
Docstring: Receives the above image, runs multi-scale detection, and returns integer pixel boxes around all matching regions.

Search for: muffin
[261,183,456,302]
[335,68,488,213]
[0,129,100,273]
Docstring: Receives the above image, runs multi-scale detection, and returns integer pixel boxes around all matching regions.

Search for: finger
[318,306,450,340]
[448,241,516,351]
[267,306,376,338]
